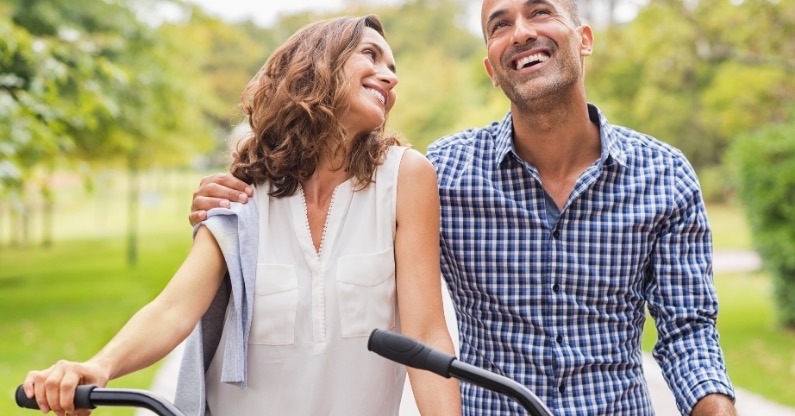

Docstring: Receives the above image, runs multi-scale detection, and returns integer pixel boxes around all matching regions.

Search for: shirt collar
[493,111,515,164]
[493,104,628,168]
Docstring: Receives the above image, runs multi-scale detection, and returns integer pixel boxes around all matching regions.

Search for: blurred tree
[0,0,216,262]
[0,10,113,246]
[160,6,343,167]
[353,0,507,149]
[4,0,793,255]
[729,113,795,329]
[587,0,795,175]
[163,6,270,127]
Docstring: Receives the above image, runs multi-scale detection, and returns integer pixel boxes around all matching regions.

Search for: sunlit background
[1,1,794,414]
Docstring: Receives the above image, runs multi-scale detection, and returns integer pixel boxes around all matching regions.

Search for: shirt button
[558,385,565,393]
[556,335,563,344]
[552,230,561,239]
[552,283,560,292]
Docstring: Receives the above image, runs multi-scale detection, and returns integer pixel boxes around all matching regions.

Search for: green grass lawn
[0,234,192,415]
[0,170,196,415]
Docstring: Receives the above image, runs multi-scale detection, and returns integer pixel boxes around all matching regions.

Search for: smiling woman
[20,14,461,416]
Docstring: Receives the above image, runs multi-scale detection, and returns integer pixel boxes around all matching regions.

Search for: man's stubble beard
[497,41,584,114]
[499,70,579,114]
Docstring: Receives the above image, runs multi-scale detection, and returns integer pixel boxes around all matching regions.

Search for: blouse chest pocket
[251,263,298,345]
[336,248,397,338]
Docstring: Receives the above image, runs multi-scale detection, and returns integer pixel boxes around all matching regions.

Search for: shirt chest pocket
[251,263,298,345]
[336,248,397,338]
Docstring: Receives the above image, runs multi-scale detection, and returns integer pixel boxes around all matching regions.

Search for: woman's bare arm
[395,148,462,415]
[23,226,227,415]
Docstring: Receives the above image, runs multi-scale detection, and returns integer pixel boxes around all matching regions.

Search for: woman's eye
[363,49,377,60]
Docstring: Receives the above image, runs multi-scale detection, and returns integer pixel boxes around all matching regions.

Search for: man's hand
[691,393,736,416]
[190,173,253,226]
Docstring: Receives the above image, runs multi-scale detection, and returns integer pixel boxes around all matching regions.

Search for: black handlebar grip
[14,385,37,410]
[368,329,456,377]
[16,385,97,410]
[73,385,97,409]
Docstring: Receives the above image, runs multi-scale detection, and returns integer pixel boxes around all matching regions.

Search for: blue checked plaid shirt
[426,104,734,416]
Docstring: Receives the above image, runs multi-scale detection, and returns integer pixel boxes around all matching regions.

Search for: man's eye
[490,21,509,34]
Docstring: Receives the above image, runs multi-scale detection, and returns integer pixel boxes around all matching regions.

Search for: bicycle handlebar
[15,384,184,416]
[368,328,554,416]
[367,326,457,377]
[17,330,552,416]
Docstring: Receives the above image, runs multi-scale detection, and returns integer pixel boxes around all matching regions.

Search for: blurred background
[1,0,794,414]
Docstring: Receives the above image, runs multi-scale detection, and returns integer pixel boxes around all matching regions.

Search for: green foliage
[0,0,220,177]
[704,202,752,251]
[702,64,790,139]
[728,115,795,328]
[2,0,793,185]
[369,0,507,149]
[160,6,274,128]
[0,0,239,248]
[587,0,795,173]
[697,164,733,204]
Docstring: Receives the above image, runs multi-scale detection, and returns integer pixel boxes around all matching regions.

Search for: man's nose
[511,18,538,45]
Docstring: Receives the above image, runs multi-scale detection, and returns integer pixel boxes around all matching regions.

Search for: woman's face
[337,27,398,138]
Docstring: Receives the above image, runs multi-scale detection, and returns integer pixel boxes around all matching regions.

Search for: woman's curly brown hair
[230,15,403,197]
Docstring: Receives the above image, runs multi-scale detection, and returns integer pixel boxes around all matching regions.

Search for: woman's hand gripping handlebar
[16,384,184,416]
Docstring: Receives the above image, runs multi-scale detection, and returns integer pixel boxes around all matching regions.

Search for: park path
[137,250,795,416]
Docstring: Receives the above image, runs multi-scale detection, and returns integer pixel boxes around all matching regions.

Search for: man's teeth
[515,53,549,69]
[366,88,386,105]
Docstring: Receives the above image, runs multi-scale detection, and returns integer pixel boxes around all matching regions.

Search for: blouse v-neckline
[292,180,353,266]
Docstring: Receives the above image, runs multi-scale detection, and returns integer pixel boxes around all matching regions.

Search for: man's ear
[579,24,594,57]
[483,57,499,88]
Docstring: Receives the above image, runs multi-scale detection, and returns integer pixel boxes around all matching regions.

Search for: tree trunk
[127,156,140,267]
[14,202,30,247]
[41,181,54,248]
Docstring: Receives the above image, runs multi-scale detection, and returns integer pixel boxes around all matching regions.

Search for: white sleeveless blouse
[205,146,408,415]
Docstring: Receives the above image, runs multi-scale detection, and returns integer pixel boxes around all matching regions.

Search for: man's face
[480,0,593,107]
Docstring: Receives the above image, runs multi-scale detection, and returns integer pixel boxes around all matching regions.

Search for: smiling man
[189,1,737,415]
[424,0,737,415]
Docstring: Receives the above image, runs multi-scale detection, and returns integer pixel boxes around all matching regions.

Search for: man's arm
[189,173,252,225]
[647,158,736,416]
[692,394,736,416]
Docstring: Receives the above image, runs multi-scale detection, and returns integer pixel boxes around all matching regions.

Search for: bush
[728,118,795,328]
[697,164,736,204]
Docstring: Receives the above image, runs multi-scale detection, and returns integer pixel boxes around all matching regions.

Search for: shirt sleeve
[645,156,735,415]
